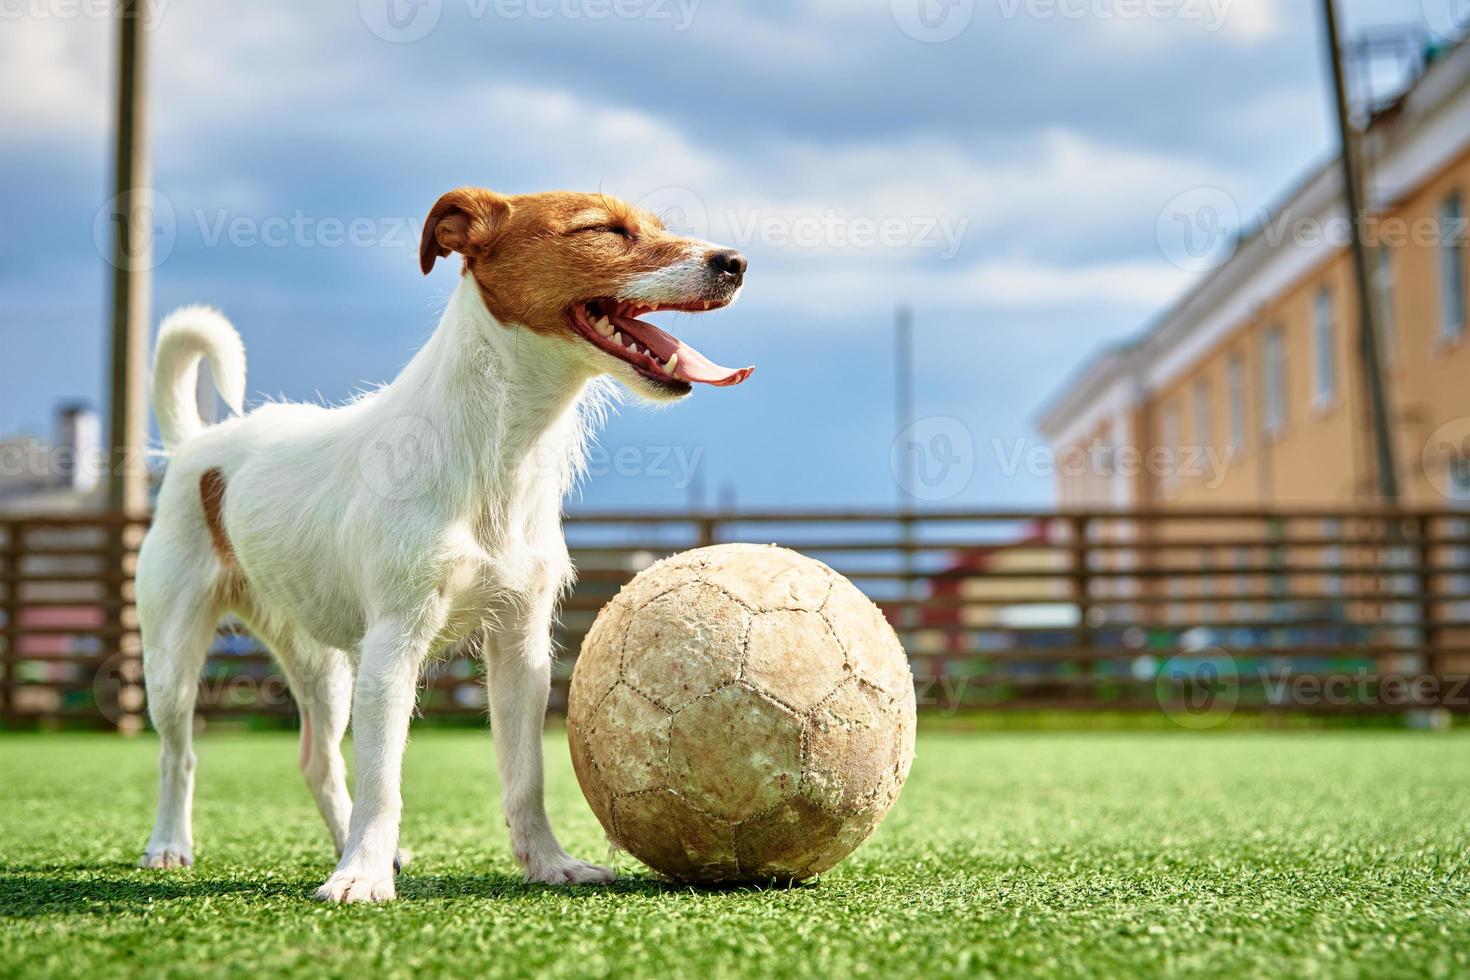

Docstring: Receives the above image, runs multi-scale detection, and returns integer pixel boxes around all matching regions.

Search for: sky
[0,0,1459,511]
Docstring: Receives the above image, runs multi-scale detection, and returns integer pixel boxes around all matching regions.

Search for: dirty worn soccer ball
[567,543,916,883]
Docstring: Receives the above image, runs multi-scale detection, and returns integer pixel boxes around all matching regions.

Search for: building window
[1441,190,1466,341]
[1161,400,1180,498]
[1193,377,1211,453]
[1313,286,1336,407]
[1263,325,1287,437]
[1374,247,1396,365]
[1227,351,1247,451]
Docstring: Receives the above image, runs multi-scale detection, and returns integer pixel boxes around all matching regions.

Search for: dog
[136,187,751,902]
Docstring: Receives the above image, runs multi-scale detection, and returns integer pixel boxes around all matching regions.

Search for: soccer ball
[567,543,916,883]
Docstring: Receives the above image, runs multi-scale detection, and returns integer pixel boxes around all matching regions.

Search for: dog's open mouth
[568,298,754,392]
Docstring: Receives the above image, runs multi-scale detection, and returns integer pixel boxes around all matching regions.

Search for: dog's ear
[419,187,510,275]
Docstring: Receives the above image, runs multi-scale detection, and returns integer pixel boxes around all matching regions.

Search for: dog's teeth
[613,331,622,346]
[593,316,612,337]
[664,353,679,376]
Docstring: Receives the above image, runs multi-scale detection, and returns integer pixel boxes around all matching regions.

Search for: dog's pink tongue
[610,313,753,387]
[672,341,754,387]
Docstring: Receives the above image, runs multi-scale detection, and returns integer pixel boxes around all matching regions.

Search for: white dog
[136,187,751,902]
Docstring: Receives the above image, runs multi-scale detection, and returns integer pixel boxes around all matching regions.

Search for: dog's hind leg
[274,640,415,872]
[137,554,222,869]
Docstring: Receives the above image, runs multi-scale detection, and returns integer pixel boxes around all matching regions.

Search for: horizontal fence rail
[2,509,1469,729]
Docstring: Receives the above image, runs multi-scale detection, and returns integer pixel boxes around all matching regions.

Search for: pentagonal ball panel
[623,583,750,710]
[743,609,847,713]
[802,679,901,812]
[669,684,802,823]
[611,789,737,881]
[585,684,671,796]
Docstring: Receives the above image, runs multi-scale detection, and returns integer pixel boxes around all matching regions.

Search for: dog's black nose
[708,249,747,279]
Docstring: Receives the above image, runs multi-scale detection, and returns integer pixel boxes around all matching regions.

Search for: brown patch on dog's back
[199,468,235,564]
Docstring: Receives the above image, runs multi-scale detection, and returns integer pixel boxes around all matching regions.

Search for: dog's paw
[314,868,397,903]
[139,844,194,869]
[524,854,615,886]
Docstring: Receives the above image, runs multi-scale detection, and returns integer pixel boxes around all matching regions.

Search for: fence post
[1,520,17,729]
[1415,515,1441,694]
[1071,515,1094,698]
[697,514,719,549]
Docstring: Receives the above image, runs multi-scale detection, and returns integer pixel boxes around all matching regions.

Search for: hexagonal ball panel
[802,679,901,812]
[611,789,738,881]
[821,577,913,700]
[733,795,845,881]
[622,582,750,710]
[669,683,803,823]
[688,543,833,611]
[585,683,671,797]
[743,609,847,713]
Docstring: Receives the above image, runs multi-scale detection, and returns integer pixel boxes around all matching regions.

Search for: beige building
[1038,40,1470,511]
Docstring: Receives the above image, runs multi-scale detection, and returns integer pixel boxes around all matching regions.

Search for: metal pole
[1319,0,1399,504]
[895,303,914,512]
[107,0,151,515]
[106,0,152,736]
[895,304,916,644]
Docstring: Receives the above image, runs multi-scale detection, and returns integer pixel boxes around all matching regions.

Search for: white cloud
[1216,0,1282,41]
[1086,0,1284,46]
[749,257,1194,316]
[962,257,1194,307]
[434,84,1233,248]
[0,15,108,138]
[235,79,1226,321]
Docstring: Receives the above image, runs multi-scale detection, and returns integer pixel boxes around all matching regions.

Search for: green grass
[2,729,1469,979]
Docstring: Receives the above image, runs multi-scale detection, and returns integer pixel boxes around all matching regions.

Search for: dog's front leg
[314,619,425,903]
[486,589,614,886]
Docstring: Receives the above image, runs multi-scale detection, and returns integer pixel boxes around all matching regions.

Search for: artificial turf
[2,728,1468,978]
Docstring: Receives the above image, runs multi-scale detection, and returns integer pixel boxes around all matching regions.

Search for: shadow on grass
[0,865,814,916]
[0,864,312,916]
[403,871,817,901]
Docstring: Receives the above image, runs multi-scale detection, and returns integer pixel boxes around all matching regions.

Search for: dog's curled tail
[151,306,246,450]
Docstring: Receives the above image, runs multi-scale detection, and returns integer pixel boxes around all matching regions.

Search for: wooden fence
[3,509,1470,729]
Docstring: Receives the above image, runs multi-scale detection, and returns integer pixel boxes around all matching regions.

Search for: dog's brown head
[420,187,751,401]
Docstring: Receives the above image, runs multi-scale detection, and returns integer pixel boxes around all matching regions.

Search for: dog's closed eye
[571,223,633,240]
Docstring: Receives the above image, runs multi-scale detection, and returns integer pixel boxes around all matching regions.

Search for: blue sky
[0,0,1454,510]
